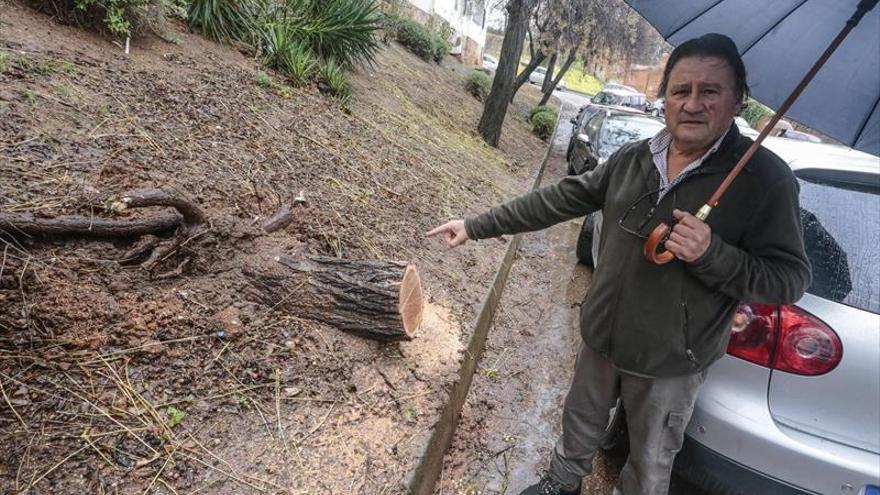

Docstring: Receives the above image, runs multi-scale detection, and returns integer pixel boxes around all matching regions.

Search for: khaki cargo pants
[548,343,706,495]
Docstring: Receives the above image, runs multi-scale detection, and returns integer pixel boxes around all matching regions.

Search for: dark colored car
[567,110,664,175]
[590,89,649,112]
[566,111,665,265]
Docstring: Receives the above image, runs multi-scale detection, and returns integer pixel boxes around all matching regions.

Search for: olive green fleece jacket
[465,124,811,377]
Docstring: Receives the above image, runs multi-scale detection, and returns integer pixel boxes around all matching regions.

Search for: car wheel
[576,216,594,266]
[599,399,629,455]
[652,109,660,117]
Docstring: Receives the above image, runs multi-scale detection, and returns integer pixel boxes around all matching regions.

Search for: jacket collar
[637,122,750,179]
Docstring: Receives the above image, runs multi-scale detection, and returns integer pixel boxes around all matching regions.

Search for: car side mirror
[569,118,577,124]
[576,133,591,145]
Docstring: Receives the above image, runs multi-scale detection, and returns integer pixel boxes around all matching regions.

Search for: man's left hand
[665,209,711,262]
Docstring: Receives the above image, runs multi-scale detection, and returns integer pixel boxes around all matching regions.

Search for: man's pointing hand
[426,220,470,248]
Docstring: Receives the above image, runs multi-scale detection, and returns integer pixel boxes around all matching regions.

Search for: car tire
[652,109,660,117]
[576,216,594,266]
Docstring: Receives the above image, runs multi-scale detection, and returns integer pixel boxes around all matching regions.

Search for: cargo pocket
[661,411,688,454]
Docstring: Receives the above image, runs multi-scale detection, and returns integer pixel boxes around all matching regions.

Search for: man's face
[664,56,742,152]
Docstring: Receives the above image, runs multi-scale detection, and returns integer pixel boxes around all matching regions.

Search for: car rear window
[798,176,880,314]
[598,116,664,160]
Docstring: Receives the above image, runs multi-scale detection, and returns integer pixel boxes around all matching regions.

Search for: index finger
[425,223,449,237]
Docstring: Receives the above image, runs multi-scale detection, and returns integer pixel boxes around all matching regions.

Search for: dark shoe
[519,472,581,495]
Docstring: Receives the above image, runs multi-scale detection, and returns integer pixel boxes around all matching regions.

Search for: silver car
[675,138,880,495]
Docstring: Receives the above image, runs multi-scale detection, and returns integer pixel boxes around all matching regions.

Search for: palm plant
[273,0,381,68]
[320,57,352,104]
[259,21,318,84]
[187,0,262,43]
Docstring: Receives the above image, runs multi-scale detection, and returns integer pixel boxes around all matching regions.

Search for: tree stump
[244,255,424,341]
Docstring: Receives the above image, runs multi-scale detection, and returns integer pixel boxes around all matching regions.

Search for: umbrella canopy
[625,0,880,156]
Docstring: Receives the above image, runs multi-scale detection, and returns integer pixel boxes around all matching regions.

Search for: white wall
[406,0,487,56]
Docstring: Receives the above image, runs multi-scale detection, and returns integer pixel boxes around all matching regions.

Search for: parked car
[481,54,498,72]
[566,110,665,265]
[602,82,638,93]
[780,128,823,143]
[647,97,665,117]
[734,116,760,138]
[593,137,880,495]
[567,103,641,161]
[528,66,567,90]
[589,89,648,112]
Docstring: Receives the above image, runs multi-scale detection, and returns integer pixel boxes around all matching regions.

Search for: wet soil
[0,2,558,493]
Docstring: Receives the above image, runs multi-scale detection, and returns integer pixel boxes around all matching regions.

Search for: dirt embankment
[0,2,555,493]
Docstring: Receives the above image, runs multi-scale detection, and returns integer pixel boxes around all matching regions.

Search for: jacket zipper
[682,302,699,366]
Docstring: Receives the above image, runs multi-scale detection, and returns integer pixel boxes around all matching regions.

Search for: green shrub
[260,22,318,84]
[431,32,449,63]
[529,105,555,120]
[187,0,260,42]
[395,17,434,61]
[740,97,773,128]
[530,107,557,141]
[465,70,491,101]
[32,0,153,37]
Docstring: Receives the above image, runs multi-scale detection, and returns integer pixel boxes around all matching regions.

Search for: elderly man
[427,33,810,495]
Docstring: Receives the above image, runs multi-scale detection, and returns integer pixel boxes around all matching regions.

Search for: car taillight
[727,303,778,367]
[774,305,842,375]
[726,303,842,376]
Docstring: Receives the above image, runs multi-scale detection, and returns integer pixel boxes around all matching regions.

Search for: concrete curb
[406,106,566,495]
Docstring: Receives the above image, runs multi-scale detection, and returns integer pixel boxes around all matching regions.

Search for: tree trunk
[244,255,424,342]
[539,47,577,106]
[477,0,534,147]
[541,52,557,93]
[512,50,546,98]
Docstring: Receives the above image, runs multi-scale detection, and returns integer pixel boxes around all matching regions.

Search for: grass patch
[0,52,8,73]
[164,406,186,428]
[563,68,604,95]
[255,70,294,97]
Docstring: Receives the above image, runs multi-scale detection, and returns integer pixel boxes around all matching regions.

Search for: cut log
[244,255,424,342]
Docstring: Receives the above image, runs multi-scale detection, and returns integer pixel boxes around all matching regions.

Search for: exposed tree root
[0,188,206,275]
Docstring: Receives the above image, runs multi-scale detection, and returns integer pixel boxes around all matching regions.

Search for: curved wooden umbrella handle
[643,205,713,265]
[644,223,676,264]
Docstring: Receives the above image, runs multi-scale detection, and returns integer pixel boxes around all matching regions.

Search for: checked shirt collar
[649,126,729,201]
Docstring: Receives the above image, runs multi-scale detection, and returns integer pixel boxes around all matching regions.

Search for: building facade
[403,0,487,66]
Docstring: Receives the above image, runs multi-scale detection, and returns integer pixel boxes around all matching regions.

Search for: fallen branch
[0,188,206,274]
[262,191,307,233]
